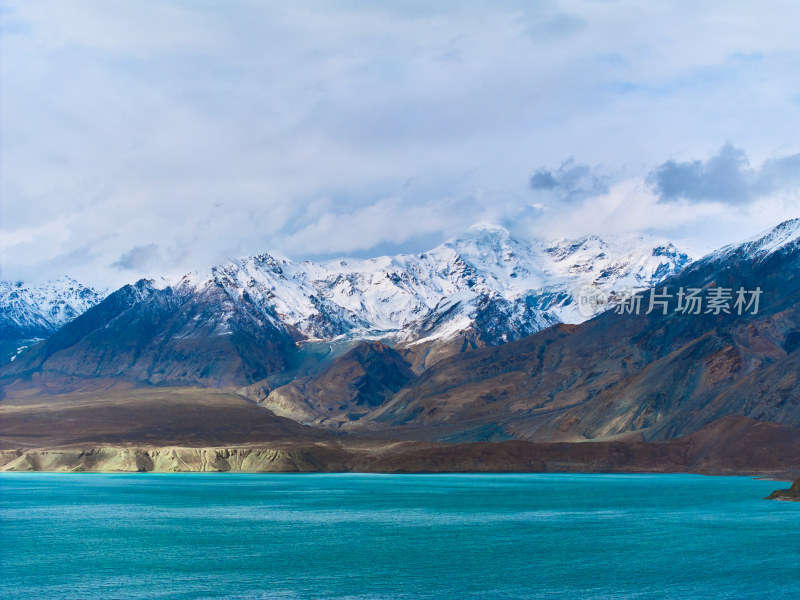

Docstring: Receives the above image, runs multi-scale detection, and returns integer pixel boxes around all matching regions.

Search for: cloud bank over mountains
[649,144,800,205]
[529,158,611,203]
[1,1,799,286]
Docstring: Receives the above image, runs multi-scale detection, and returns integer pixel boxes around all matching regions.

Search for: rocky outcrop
[766,479,800,501]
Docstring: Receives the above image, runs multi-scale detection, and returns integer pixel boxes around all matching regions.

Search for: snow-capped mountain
[0,224,694,385]
[163,224,692,347]
[0,277,106,340]
[279,218,800,442]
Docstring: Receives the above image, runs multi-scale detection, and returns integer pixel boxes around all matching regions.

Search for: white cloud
[1,1,799,287]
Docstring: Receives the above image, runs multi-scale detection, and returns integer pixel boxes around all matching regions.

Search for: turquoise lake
[0,473,798,599]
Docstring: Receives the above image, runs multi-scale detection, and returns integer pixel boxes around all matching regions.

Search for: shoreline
[2,443,797,480]
[0,470,794,483]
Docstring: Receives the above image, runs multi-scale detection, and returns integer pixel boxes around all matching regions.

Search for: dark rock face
[766,479,800,501]
[261,341,417,425]
[0,280,299,387]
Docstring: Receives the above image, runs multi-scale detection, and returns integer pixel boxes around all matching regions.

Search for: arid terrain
[0,386,797,477]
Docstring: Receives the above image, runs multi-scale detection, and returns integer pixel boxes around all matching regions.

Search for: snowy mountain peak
[0,277,106,340]
[445,223,525,254]
[160,226,693,346]
[740,218,800,256]
[707,218,800,263]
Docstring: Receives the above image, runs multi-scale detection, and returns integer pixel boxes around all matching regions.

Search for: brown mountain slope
[354,416,800,476]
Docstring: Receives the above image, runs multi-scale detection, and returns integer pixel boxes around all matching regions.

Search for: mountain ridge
[1,225,692,385]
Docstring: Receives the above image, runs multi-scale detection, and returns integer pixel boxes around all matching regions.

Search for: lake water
[0,473,798,599]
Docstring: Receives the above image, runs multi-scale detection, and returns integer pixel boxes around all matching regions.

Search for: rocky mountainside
[261,341,418,425]
[766,479,800,501]
[0,226,690,386]
[0,279,299,387]
[263,219,800,443]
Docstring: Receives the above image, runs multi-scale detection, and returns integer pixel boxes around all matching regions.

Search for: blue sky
[1,0,799,287]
